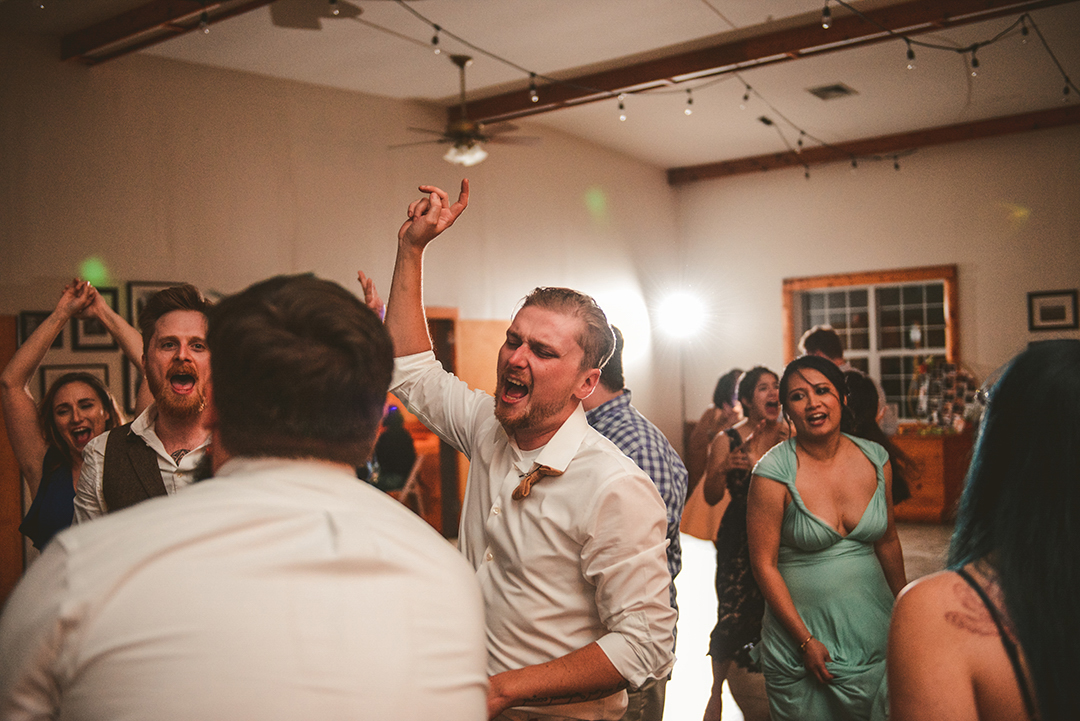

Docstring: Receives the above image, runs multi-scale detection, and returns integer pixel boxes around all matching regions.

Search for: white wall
[673,125,1080,420]
[0,31,686,438]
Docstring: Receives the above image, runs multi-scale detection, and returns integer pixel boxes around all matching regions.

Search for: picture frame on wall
[128,281,181,328]
[18,311,63,349]
[1028,289,1079,331]
[123,357,143,416]
[71,287,120,351]
[39,363,109,400]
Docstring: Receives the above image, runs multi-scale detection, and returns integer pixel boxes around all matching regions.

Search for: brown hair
[39,372,125,469]
[519,287,615,370]
[206,274,394,467]
[139,284,213,356]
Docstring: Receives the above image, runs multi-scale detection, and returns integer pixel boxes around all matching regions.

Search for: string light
[684,89,693,115]
[431,25,441,54]
[905,40,916,70]
[200,10,210,33]
[330,0,339,17]
[804,166,811,180]
[851,157,858,171]
[1020,17,1029,43]
[740,84,751,110]
[893,157,901,171]
[821,1,831,29]
[797,131,805,153]
[618,94,627,122]
[970,44,980,77]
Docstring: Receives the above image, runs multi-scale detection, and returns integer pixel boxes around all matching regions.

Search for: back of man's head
[207,274,393,468]
[519,287,615,371]
[598,326,625,392]
[798,325,844,361]
[139,284,213,356]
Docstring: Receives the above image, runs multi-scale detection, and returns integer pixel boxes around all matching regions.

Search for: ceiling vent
[807,83,859,100]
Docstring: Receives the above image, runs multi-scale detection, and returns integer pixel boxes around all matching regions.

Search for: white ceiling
[4,0,1079,170]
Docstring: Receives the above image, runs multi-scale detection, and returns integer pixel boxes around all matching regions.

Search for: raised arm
[384,180,469,358]
[747,473,836,683]
[81,285,153,416]
[0,281,92,495]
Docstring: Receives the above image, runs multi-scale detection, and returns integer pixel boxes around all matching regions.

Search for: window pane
[847,357,869,373]
[808,310,826,327]
[902,285,924,305]
[881,356,901,375]
[878,287,900,306]
[927,328,946,348]
[808,293,825,311]
[829,312,848,329]
[926,284,944,303]
[828,291,846,308]
[927,305,945,325]
[850,311,869,329]
[881,329,902,349]
[849,289,868,307]
[880,309,901,328]
[849,330,869,350]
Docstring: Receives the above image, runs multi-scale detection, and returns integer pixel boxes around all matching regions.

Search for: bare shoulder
[896,570,999,637]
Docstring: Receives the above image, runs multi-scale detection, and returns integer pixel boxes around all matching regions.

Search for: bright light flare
[657,291,707,339]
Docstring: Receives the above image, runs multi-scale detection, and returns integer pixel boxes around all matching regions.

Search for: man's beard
[494,379,567,434]
[149,361,207,419]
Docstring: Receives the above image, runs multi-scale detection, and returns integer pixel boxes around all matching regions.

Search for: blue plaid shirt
[587,390,688,608]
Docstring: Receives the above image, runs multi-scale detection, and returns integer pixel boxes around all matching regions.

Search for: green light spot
[79,257,110,287]
[583,186,608,222]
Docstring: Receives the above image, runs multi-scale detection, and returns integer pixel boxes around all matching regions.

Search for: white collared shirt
[392,352,676,720]
[0,458,488,721]
[74,404,210,523]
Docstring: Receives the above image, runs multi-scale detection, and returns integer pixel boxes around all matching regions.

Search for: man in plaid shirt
[583,326,689,721]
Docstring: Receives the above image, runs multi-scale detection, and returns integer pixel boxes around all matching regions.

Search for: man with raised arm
[383,180,676,721]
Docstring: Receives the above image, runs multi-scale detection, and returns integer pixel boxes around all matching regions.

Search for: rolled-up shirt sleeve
[74,432,108,523]
[585,476,676,688]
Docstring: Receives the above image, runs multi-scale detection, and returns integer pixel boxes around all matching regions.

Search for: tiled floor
[664,523,953,720]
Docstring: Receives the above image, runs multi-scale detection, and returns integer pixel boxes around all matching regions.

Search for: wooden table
[892,430,974,523]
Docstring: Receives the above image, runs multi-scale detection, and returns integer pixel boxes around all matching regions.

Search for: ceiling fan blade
[481,122,521,136]
[389,139,451,149]
[484,135,542,146]
[406,126,450,137]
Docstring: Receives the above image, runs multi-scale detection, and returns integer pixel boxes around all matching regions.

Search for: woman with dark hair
[747,355,906,721]
[702,366,788,721]
[0,280,143,549]
[686,368,744,491]
[888,340,1079,721]
[843,370,912,505]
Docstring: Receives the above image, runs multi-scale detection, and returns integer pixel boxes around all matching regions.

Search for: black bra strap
[956,567,1039,721]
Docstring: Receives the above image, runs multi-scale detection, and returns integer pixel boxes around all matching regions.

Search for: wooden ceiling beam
[61,0,275,65]
[458,0,1078,123]
[666,105,1080,185]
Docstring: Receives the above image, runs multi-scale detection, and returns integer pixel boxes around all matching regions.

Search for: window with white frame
[783,266,958,420]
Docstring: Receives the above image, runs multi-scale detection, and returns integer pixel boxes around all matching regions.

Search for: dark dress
[708,428,765,669]
[19,446,75,550]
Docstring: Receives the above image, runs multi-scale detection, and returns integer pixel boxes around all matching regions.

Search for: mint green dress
[751,435,893,721]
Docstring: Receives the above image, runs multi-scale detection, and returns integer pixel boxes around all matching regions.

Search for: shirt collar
[526,403,591,474]
[585,388,632,424]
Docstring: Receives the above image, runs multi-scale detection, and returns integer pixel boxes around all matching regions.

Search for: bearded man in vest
[75,284,213,521]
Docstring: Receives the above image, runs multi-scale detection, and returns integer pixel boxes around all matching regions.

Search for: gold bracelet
[799,634,814,652]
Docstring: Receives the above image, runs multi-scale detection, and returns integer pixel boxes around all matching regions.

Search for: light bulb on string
[529,73,538,103]
[200,11,210,34]
[797,132,805,153]
[804,166,811,180]
[821,1,831,29]
[618,95,627,122]
[894,157,901,171]
[740,85,751,110]
[431,25,441,54]
[330,0,339,16]
[906,40,916,70]
[850,157,858,172]
[1020,17,1029,44]
[970,45,979,77]
[684,89,693,116]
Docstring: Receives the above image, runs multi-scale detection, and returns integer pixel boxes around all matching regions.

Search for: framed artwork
[1028,290,1078,331]
[128,281,181,327]
[71,287,119,351]
[123,357,144,416]
[39,363,109,400]
[18,311,63,349]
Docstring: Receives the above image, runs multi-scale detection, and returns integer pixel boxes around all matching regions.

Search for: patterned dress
[708,428,765,669]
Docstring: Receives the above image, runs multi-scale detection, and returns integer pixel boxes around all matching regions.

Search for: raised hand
[56,279,95,320]
[397,179,469,250]
[357,270,385,320]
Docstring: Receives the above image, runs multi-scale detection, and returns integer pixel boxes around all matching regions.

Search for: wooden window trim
[782,265,958,363]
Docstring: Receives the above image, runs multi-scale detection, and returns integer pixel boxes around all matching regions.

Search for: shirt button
[485,552,494,562]
[492,506,501,515]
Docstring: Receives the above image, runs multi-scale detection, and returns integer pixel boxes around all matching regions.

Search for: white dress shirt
[74,404,210,522]
[392,352,676,721]
[0,458,488,721]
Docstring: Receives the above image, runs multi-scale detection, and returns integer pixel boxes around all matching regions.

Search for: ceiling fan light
[444,142,488,167]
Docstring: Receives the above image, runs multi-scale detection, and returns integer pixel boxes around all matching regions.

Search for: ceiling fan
[395,54,540,167]
[269,0,362,30]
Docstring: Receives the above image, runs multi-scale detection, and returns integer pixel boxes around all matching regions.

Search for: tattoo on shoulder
[943,577,997,636]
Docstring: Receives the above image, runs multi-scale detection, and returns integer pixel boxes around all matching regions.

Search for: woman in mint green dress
[747,355,907,721]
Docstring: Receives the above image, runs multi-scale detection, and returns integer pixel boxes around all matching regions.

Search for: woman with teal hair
[888,339,1080,720]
